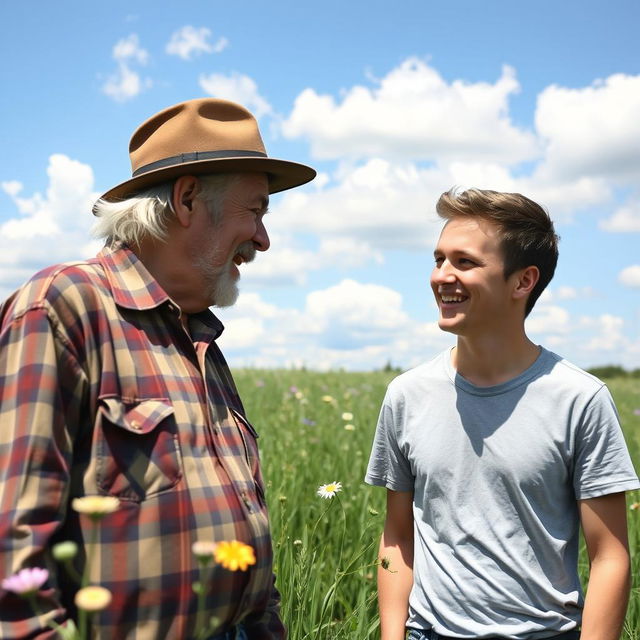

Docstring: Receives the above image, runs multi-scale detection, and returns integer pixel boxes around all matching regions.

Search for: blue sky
[1,0,639,370]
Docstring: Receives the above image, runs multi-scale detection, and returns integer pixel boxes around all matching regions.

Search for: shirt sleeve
[573,385,640,500]
[364,385,415,492]
[0,302,86,637]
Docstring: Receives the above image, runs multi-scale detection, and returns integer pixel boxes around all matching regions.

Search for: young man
[365,189,639,640]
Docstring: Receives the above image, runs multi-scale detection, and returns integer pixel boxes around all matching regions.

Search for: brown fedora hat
[96,98,316,206]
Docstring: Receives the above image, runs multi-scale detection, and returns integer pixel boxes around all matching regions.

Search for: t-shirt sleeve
[364,386,415,492]
[573,385,640,500]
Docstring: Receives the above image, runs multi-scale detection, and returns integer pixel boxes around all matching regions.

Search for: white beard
[192,240,255,308]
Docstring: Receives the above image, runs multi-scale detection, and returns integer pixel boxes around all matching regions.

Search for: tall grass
[234,369,640,639]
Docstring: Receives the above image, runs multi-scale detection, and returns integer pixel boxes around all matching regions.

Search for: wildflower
[278,495,288,503]
[214,541,256,571]
[630,502,640,511]
[344,423,355,431]
[289,386,299,394]
[634,409,640,416]
[380,557,392,571]
[1,567,49,596]
[52,541,78,562]
[75,585,112,612]
[368,507,380,516]
[72,496,119,519]
[301,417,316,426]
[321,395,335,403]
[293,539,302,546]
[341,412,353,421]
[255,379,265,388]
[192,541,217,564]
[317,481,342,499]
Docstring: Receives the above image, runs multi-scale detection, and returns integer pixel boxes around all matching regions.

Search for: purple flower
[289,386,299,394]
[1,567,49,596]
[301,417,316,426]
[633,409,640,417]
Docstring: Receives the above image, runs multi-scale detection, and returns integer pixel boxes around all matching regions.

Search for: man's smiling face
[430,216,519,338]
[189,172,270,308]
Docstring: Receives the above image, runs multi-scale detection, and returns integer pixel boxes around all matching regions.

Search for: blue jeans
[406,629,580,640]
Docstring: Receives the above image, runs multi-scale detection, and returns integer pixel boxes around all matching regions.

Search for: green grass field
[233,369,640,639]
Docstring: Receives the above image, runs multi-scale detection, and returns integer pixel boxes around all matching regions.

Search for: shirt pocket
[229,407,260,470]
[95,397,183,502]
[228,408,266,507]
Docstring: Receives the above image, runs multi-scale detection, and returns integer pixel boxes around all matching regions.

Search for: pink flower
[1,567,49,596]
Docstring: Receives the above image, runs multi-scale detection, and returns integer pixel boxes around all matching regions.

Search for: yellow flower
[630,502,640,511]
[344,423,356,431]
[214,541,256,572]
[317,481,342,499]
[75,585,112,612]
[341,412,353,421]
[72,496,119,519]
[321,395,335,403]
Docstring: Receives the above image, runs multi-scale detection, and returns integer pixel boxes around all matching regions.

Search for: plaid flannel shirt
[0,243,285,639]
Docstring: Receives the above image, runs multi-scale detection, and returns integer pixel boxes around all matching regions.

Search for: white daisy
[317,481,343,499]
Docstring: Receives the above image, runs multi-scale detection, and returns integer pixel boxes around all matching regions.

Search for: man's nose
[253,218,270,252]
[432,260,457,283]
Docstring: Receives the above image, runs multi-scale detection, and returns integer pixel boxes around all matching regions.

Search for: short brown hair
[436,188,559,316]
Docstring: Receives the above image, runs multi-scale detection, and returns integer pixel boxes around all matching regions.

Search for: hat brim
[96,156,316,206]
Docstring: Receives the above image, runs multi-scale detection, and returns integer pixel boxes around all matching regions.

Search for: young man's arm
[378,489,414,640]
[579,492,631,640]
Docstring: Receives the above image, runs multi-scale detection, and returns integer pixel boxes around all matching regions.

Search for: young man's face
[430,216,521,338]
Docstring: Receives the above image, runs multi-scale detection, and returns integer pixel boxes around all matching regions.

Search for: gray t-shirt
[365,347,639,639]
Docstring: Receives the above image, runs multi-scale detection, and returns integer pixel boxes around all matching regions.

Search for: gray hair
[92,173,240,246]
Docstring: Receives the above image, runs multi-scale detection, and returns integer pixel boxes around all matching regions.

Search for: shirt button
[130,420,141,430]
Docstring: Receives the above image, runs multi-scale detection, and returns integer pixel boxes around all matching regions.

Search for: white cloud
[216,282,452,370]
[281,59,538,165]
[305,279,410,341]
[1,181,22,197]
[166,26,228,60]
[102,34,151,102]
[0,155,100,295]
[535,73,640,182]
[540,286,596,303]
[618,265,640,288]
[600,198,640,232]
[316,237,384,268]
[199,72,271,118]
[239,234,383,287]
[274,158,446,251]
[525,304,571,336]
[113,34,149,65]
[581,314,626,352]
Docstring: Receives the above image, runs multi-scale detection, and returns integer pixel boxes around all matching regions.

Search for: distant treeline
[587,365,640,379]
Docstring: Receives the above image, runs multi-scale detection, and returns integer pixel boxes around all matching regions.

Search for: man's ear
[172,175,200,228]
[513,265,540,301]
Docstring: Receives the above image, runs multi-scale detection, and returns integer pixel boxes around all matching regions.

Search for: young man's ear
[513,266,540,301]
[172,175,200,227]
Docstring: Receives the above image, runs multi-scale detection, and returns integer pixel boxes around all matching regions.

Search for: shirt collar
[96,242,225,338]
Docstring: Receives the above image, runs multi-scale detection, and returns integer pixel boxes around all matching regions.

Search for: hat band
[132,149,268,177]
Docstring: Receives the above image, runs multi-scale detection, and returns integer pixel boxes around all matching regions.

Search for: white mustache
[235,242,256,264]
